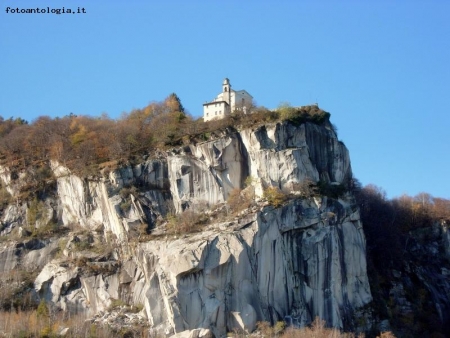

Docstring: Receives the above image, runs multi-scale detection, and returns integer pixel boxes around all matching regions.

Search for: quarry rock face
[240,123,350,189]
[0,121,372,335]
[135,198,371,336]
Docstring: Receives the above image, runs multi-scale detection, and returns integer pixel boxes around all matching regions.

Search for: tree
[356,184,401,272]
[165,93,185,114]
[0,124,29,160]
[432,197,450,221]
[36,300,49,319]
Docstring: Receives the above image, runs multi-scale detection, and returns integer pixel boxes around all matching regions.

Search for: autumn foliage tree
[0,93,192,178]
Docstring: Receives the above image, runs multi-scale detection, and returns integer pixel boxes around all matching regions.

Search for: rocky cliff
[0,121,372,336]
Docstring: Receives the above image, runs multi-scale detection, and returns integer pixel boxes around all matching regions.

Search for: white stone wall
[230,90,252,112]
[203,101,228,121]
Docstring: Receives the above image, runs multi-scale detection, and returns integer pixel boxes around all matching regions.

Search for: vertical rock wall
[0,121,371,336]
[134,197,371,336]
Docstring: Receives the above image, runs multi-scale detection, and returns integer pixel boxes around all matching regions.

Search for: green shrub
[30,221,62,239]
[277,103,330,126]
[108,298,127,311]
[128,303,144,313]
[118,186,138,214]
[200,132,211,141]
[36,300,49,319]
[119,199,132,214]
[119,186,138,199]
[263,187,287,208]
[74,237,91,251]
[273,321,286,335]
[244,175,257,188]
[26,197,42,228]
[40,325,55,338]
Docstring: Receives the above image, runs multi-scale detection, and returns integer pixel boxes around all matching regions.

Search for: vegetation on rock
[0,95,330,182]
[227,188,254,214]
[263,186,288,208]
[246,317,396,338]
[355,182,450,337]
[0,93,448,337]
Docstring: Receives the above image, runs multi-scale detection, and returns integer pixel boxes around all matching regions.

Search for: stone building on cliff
[203,78,253,121]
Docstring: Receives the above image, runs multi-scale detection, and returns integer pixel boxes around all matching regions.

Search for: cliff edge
[0,119,372,336]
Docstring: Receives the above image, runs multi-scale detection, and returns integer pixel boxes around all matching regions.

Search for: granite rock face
[134,197,371,336]
[46,121,352,243]
[0,121,371,335]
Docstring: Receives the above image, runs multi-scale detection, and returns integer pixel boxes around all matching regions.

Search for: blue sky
[1,0,449,199]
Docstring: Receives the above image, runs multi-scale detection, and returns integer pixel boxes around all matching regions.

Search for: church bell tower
[222,78,231,105]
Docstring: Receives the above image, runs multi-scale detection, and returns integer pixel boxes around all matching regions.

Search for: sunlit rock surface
[0,121,373,336]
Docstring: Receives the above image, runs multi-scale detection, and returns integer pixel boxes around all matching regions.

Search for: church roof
[203,100,229,106]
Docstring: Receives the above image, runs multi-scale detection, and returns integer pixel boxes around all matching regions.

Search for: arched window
[225,87,228,92]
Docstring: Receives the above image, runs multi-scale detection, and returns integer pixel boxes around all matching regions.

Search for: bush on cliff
[277,103,330,126]
[166,209,209,235]
[290,179,319,198]
[227,188,253,214]
[263,187,287,208]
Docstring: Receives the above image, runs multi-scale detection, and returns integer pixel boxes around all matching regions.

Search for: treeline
[356,183,450,270]
[356,184,450,336]
[0,94,189,175]
[357,184,450,232]
[0,95,330,177]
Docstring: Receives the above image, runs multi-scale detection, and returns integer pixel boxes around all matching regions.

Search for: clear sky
[1,0,449,199]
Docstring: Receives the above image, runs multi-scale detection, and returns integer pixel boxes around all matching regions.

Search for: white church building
[203,78,253,122]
